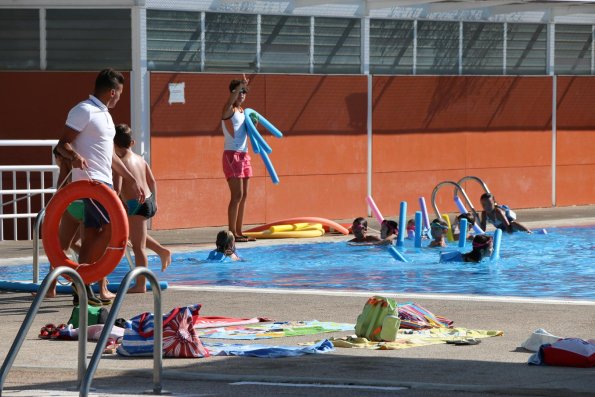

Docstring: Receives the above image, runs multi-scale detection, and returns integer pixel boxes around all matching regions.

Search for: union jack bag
[118,304,210,358]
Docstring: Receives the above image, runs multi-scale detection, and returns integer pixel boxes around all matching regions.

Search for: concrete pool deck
[0,205,594,396]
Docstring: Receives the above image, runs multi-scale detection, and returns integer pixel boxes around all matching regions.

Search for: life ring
[42,180,129,284]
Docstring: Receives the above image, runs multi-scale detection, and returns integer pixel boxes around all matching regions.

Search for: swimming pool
[1,226,594,300]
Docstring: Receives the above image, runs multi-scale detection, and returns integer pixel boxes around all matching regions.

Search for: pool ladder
[0,267,164,397]
[431,176,491,222]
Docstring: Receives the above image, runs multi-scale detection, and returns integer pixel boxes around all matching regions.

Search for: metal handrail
[431,181,477,221]
[0,267,88,393]
[454,175,490,203]
[32,209,45,284]
[80,267,163,397]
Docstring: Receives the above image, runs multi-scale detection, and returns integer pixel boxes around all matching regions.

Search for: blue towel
[204,339,334,358]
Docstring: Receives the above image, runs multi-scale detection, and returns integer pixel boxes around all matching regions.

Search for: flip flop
[241,235,256,242]
[234,235,249,243]
[103,337,118,354]
[39,323,56,339]
[50,324,68,339]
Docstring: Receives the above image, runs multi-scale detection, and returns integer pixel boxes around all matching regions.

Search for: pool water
[2,227,594,300]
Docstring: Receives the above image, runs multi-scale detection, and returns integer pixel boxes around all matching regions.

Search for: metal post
[256,14,261,72]
[413,20,417,75]
[459,21,463,75]
[367,74,372,215]
[32,209,45,284]
[80,267,163,397]
[551,74,557,207]
[310,16,315,74]
[200,12,205,72]
[0,267,87,393]
[26,171,31,240]
[39,8,46,70]
[503,22,507,75]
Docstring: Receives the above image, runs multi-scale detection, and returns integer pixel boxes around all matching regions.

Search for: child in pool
[380,219,399,242]
[406,219,415,239]
[440,235,494,263]
[479,193,531,234]
[453,212,476,241]
[208,230,241,261]
[349,217,393,245]
[428,219,449,247]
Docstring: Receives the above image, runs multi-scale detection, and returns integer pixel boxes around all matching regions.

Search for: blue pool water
[1,226,594,299]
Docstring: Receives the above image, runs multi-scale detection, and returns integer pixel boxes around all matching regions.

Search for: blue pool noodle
[247,128,261,154]
[491,228,502,261]
[454,196,484,235]
[414,211,422,248]
[249,128,273,154]
[397,201,407,247]
[0,280,168,294]
[259,149,280,184]
[458,218,468,248]
[246,108,283,138]
[388,246,408,262]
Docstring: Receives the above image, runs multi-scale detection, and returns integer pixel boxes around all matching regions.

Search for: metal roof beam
[428,0,517,13]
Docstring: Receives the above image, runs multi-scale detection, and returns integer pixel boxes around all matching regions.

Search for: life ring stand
[42,180,129,284]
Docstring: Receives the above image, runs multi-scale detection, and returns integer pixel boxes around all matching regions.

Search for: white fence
[0,140,58,241]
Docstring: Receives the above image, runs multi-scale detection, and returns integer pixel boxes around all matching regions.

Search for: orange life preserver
[42,180,129,284]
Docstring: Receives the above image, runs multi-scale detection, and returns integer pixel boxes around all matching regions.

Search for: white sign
[168,82,185,104]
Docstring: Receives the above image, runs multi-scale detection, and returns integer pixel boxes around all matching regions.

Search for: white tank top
[222,109,248,152]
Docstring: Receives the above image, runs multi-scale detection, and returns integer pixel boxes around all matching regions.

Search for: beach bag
[68,305,108,328]
[355,296,399,342]
[117,304,209,358]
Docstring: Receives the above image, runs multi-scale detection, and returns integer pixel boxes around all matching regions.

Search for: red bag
[131,305,209,358]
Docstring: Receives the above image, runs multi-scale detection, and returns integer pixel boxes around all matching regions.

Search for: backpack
[355,296,400,342]
[68,305,109,328]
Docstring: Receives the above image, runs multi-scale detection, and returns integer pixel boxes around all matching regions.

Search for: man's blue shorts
[83,182,113,229]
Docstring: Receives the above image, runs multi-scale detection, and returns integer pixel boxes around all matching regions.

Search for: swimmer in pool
[453,212,476,241]
[479,193,531,234]
[428,219,448,248]
[208,230,241,261]
[113,124,172,294]
[348,217,393,246]
[440,234,494,263]
[380,219,399,243]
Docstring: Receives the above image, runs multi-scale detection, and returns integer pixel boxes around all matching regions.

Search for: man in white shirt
[56,68,144,304]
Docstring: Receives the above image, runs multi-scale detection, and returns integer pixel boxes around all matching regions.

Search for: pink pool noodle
[366,196,385,223]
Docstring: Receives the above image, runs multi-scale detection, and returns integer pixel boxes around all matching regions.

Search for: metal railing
[0,140,58,241]
[80,267,163,397]
[454,175,491,213]
[431,180,476,220]
[0,267,88,393]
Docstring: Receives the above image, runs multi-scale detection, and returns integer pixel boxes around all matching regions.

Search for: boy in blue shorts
[113,124,171,293]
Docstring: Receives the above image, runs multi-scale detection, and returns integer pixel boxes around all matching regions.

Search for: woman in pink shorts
[221,75,254,242]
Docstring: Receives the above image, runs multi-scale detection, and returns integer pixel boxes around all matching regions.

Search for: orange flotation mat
[245,217,349,235]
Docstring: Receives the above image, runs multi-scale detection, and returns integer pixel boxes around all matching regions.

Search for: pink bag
[162,306,210,358]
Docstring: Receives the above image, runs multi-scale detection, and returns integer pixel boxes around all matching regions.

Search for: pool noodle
[247,126,261,154]
[441,214,455,242]
[249,128,272,154]
[397,201,407,247]
[245,108,283,138]
[366,195,384,223]
[0,280,168,294]
[259,149,280,184]
[418,197,432,239]
[414,211,422,248]
[491,229,502,261]
[454,196,484,235]
[458,218,468,248]
[388,246,408,262]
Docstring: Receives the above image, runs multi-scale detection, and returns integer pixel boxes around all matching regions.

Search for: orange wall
[556,76,595,206]
[150,73,368,229]
[372,76,553,219]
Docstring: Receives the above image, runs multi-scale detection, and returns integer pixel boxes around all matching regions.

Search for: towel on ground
[205,339,334,357]
[329,327,503,350]
[196,320,354,340]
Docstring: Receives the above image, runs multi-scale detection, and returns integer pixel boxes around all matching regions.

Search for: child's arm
[479,211,487,231]
[221,76,249,122]
[494,208,513,233]
[112,170,123,195]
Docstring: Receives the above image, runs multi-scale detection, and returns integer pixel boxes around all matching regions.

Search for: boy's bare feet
[100,290,116,300]
[160,249,172,272]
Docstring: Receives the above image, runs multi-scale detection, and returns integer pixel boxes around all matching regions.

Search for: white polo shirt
[66,95,115,185]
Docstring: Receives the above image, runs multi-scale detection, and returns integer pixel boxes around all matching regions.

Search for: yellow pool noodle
[441,214,455,242]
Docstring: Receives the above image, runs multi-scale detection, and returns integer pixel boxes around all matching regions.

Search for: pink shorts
[222,150,253,179]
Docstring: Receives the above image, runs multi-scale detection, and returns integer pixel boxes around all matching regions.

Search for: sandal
[50,324,68,339]
[103,337,118,354]
[234,235,249,243]
[39,323,56,339]
[241,235,256,242]
[447,338,481,346]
